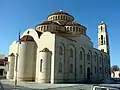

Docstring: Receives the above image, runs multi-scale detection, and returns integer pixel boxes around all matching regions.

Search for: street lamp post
[14,40,20,86]
[15,53,18,86]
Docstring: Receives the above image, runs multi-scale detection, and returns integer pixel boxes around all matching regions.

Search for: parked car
[92,85,120,90]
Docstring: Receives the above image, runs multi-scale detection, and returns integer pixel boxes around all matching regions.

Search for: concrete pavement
[0,80,92,90]
[0,79,120,90]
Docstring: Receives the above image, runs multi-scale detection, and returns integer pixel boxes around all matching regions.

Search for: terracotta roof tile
[21,35,34,42]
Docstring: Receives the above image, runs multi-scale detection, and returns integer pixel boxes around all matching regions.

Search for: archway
[87,67,90,79]
[0,69,4,76]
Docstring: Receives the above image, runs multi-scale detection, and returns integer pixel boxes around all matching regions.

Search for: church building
[7,10,111,84]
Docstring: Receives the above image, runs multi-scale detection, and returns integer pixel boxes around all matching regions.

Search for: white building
[111,71,120,78]
[7,11,111,83]
[0,54,8,77]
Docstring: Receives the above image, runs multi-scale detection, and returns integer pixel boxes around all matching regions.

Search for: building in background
[7,10,111,83]
[111,71,120,78]
[0,54,8,78]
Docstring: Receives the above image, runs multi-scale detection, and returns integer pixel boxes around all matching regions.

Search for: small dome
[8,53,15,56]
[66,21,82,26]
[98,21,107,26]
[40,48,52,53]
[21,35,34,42]
[39,21,59,25]
[50,11,70,16]
[48,10,74,21]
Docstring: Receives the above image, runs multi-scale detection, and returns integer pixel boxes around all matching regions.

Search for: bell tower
[98,21,110,55]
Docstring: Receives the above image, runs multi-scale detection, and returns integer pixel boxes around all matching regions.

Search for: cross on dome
[101,21,104,23]
[60,9,63,12]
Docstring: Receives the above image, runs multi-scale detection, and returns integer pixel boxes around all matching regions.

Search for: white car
[92,85,120,90]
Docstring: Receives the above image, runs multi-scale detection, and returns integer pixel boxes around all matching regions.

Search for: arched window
[38,26,40,30]
[56,27,58,30]
[66,17,68,20]
[27,31,29,34]
[70,27,72,31]
[80,51,82,60]
[80,65,83,74]
[76,27,78,32]
[55,16,57,20]
[95,66,96,74]
[59,62,62,73]
[101,35,103,45]
[58,16,60,19]
[67,27,69,31]
[99,67,102,73]
[53,16,55,20]
[70,49,73,57]
[100,56,102,64]
[101,26,103,31]
[68,17,70,21]
[63,16,65,20]
[73,27,75,31]
[51,17,53,20]
[94,55,96,62]
[44,26,46,30]
[59,46,63,55]
[41,26,43,31]
[40,59,43,72]
[100,57,101,64]
[60,16,62,20]
[50,17,52,20]
[87,53,90,61]
[79,28,81,32]
[105,68,106,73]
[70,64,73,73]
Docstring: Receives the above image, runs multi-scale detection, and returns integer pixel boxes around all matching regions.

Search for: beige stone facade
[6,11,111,83]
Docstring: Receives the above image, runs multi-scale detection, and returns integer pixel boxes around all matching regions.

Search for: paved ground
[0,79,120,90]
[0,80,92,90]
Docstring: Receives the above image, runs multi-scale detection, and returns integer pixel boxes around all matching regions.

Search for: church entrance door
[87,67,90,79]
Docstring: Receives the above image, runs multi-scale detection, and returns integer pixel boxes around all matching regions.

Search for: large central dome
[47,10,74,22]
[35,10,87,37]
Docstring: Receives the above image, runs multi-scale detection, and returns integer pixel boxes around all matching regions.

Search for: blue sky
[0,0,120,66]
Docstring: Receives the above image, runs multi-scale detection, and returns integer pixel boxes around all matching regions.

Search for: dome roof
[39,21,59,25]
[51,11,70,16]
[21,35,34,42]
[48,10,74,19]
[8,53,15,56]
[98,21,107,26]
[40,48,52,53]
[66,21,82,26]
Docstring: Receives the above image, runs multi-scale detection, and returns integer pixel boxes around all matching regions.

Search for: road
[0,79,120,90]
